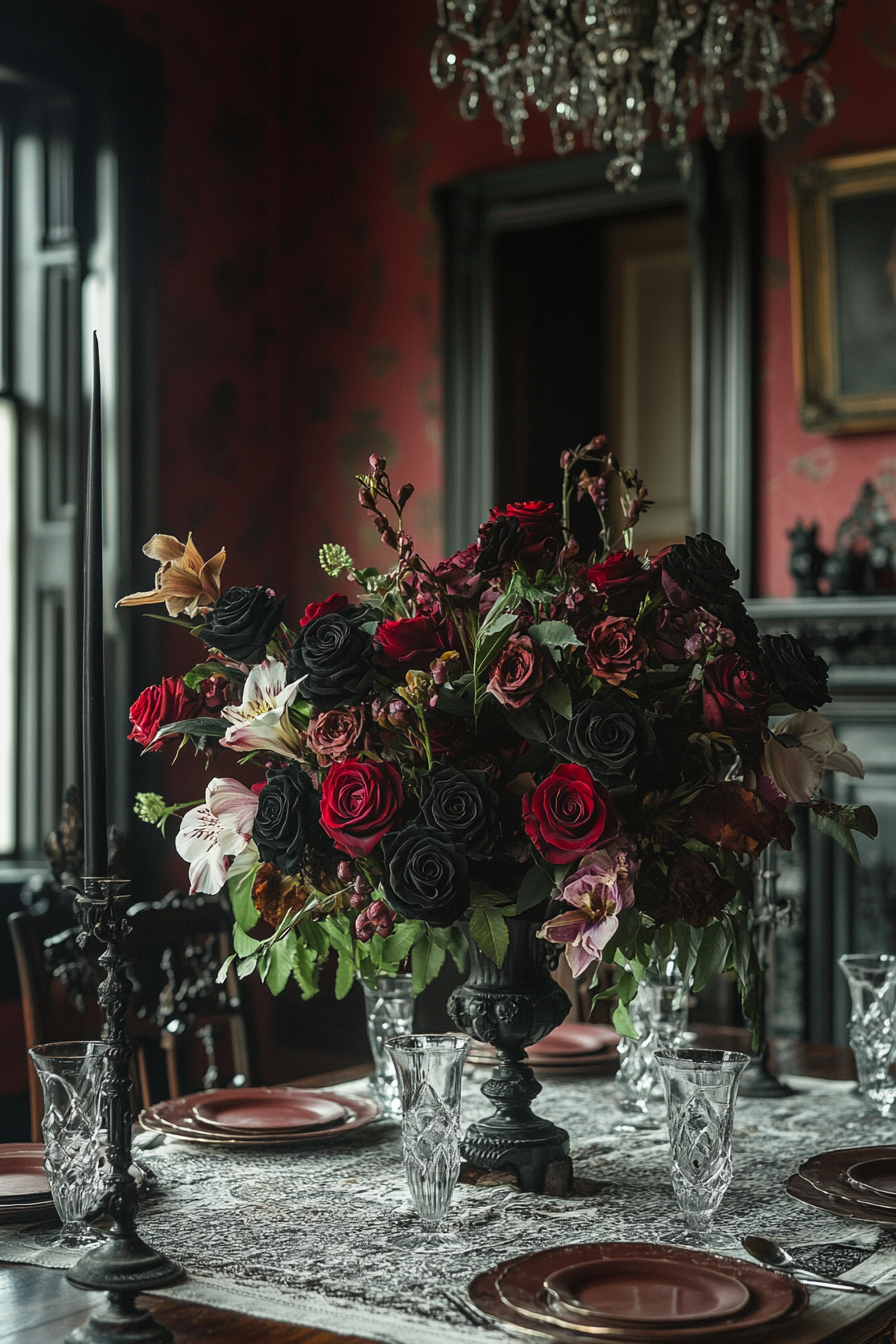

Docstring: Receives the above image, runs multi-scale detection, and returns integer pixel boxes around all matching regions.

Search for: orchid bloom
[117,533,226,618]
[539,842,637,977]
[221,659,303,759]
[762,710,864,806]
[175,777,259,895]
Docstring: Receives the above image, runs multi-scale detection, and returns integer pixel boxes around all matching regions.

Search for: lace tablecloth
[3,1073,896,1344]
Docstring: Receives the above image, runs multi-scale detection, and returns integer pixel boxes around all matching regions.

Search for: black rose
[286,606,375,710]
[474,515,521,577]
[418,764,498,860]
[551,694,655,785]
[759,633,831,712]
[252,765,321,876]
[380,825,469,927]
[199,586,285,663]
[662,534,759,657]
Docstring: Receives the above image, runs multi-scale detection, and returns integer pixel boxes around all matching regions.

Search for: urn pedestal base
[448,920,573,1196]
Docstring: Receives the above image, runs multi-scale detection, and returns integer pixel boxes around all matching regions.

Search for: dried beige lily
[117,533,226,618]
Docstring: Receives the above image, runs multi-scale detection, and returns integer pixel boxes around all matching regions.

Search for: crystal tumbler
[385,1033,469,1233]
[616,965,688,1131]
[838,954,896,1116]
[361,973,414,1118]
[654,1047,749,1249]
[28,1040,109,1250]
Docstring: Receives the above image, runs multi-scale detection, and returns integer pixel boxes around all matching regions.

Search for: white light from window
[0,397,17,853]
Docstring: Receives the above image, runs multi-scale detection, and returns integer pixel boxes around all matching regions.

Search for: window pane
[0,396,17,852]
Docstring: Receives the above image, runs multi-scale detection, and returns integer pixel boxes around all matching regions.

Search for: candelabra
[432,0,841,190]
[738,844,794,1099]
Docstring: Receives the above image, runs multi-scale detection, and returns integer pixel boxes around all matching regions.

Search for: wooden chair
[9,889,254,1141]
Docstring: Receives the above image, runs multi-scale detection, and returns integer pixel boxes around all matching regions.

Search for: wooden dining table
[4,1039,896,1344]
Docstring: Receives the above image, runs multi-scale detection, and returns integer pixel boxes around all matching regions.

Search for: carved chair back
[9,890,253,1141]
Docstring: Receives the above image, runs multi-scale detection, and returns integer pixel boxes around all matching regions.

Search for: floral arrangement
[122,440,876,1033]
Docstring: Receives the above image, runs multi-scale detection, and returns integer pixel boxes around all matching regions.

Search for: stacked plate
[467,1022,619,1077]
[469,1242,808,1342]
[0,1144,56,1225]
[788,1143,896,1225]
[139,1086,381,1147]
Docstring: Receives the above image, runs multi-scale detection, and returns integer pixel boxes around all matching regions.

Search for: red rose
[306,706,369,762]
[128,677,202,751]
[431,543,485,600]
[319,760,403,857]
[487,634,551,709]
[584,616,648,685]
[374,615,457,672]
[702,654,772,731]
[586,550,651,616]
[300,593,348,627]
[198,675,234,711]
[489,501,562,573]
[426,712,472,758]
[522,763,618,863]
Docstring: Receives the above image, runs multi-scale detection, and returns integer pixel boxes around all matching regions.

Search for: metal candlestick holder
[65,877,184,1344]
[738,846,794,1099]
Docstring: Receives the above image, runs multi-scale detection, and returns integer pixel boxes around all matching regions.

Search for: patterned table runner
[3,1074,896,1344]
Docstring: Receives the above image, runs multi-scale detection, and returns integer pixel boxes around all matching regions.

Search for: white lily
[764,710,864,805]
[175,777,259,895]
[222,659,303,759]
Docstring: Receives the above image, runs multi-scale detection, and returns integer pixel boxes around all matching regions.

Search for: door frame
[434,138,762,593]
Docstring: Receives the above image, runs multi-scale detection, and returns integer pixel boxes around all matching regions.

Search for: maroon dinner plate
[544,1256,750,1327]
[528,1024,620,1059]
[139,1089,381,1146]
[787,1172,896,1225]
[192,1088,349,1133]
[0,1146,50,1202]
[799,1145,896,1212]
[472,1242,806,1342]
[846,1156,896,1198]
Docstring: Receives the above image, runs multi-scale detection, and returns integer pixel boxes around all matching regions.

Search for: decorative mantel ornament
[430,0,841,190]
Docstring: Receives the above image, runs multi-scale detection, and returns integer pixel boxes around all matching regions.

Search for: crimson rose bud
[702,654,772,732]
[319,760,403,857]
[337,861,354,882]
[128,677,202,751]
[522,763,618,863]
[300,593,349,627]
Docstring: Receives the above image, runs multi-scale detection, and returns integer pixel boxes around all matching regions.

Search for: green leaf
[612,1001,638,1039]
[233,924,260,957]
[435,689,474,719]
[854,805,879,840]
[411,932,446,995]
[236,956,257,979]
[381,919,421,966]
[153,716,228,742]
[540,678,572,718]
[528,621,583,652]
[447,926,468,974]
[227,864,260,933]
[510,743,552,778]
[215,953,236,985]
[291,939,321,999]
[692,922,730,993]
[265,934,295,996]
[469,906,510,967]
[809,807,861,864]
[302,918,330,959]
[498,705,547,743]
[183,662,246,690]
[334,953,356,1000]
[516,864,556,914]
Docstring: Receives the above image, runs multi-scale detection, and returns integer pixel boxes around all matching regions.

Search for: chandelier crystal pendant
[431,0,840,190]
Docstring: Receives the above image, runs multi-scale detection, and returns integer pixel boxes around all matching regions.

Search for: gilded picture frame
[791,147,896,435]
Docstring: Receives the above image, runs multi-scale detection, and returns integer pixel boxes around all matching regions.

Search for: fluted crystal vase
[28,1041,109,1250]
[655,1047,749,1250]
[839,954,896,1116]
[616,966,688,1132]
[385,1033,469,1234]
[361,973,414,1118]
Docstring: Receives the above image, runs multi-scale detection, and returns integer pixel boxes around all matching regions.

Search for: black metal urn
[448,918,572,1193]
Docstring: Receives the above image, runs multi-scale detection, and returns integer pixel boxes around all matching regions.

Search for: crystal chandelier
[430,1,841,190]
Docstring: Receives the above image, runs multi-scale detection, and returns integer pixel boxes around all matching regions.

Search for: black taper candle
[83,332,107,879]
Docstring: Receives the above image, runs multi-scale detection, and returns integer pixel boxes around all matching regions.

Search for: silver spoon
[742,1236,879,1295]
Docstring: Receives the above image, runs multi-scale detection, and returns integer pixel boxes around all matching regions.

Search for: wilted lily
[762,710,864,805]
[117,533,226,618]
[222,659,304,759]
[175,777,258,895]
[539,842,637,977]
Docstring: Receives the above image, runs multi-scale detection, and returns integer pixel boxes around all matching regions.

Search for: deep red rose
[431,543,485,600]
[702,654,773,731]
[128,677,202,751]
[374,615,457,672]
[426,712,472,758]
[300,593,349,627]
[489,500,563,573]
[584,616,648,685]
[487,634,551,709]
[319,760,403,857]
[586,550,651,616]
[198,675,234,711]
[522,763,618,863]
[306,706,369,762]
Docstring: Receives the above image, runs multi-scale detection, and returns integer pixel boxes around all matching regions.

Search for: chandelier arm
[781,0,843,78]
